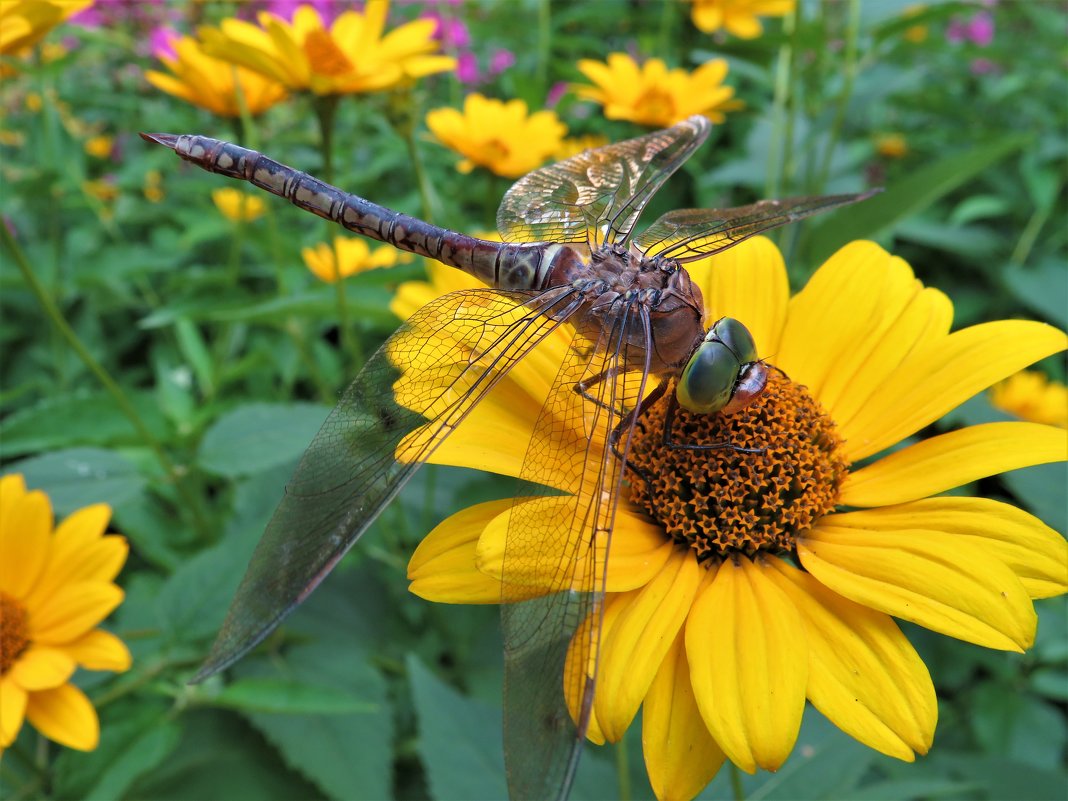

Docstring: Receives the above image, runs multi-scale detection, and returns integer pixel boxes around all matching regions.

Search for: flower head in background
[875,133,908,159]
[991,370,1068,428]
[426,94,567,178]
[212,188,266,222]
[0,0,92,69]
[947,11,995,47]
[553,133,610,162]
[0,474,131,754]
[902,4,929,44]
[398,238,1067,801]
[303,236,406,283]
[142,169,164,203]
[84,134,114,160]
[145,34,288,117]
[199,0,455,97]
[689,0,795,39]
[575,53,742,128]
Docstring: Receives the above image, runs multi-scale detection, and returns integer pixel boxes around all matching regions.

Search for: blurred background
[0,1,1065,799]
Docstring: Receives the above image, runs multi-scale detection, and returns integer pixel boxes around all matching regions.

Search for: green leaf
[1031,668,1068,702]
[154,538,248,645]
[197,402,330,477]
[408,654,509,801]
[1003,257,1068,328]
[239,641,393,801]
[4,447,146,515]
[1003,462,1068,533]
[175,318,216,396]
[212,677,377,714]
[0,391,171,458]
[847,778,977,800]
[803,136,1031,265]
[971,685,1067,770]
[931,754,1068,801]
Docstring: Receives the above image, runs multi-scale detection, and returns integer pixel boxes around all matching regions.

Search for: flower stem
[536,0,551,96]
[313,95,340,186]
[0,225,211,538]
[765,5,796,199]
[615,738,632,801]
[815,0,861,191]
[730,762,746,801]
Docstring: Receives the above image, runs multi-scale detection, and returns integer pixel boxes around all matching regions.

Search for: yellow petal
[29,582,124,644]
[62,629,132,672]
[688,236,789,358]
[766,558,936,760]
[0,474,27,534]
[798,525,1037,651]
[642,633,726,801]
[407,499,544,603]
[777,242,901,399]
[0,677,27,748]
[827,498,1068,599]
[596,552,704,742]
[0,487,52,599]
[840,321,1067,461]
[841,422,1067,507]
[25,683,99,751]
[7,645,76,691]
[686,559,807,772]
[477,497,672,593]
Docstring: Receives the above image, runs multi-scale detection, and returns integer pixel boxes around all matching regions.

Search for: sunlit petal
[25,683,99,751]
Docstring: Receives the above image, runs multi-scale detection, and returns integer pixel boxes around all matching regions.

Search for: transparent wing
[501,299,653,801]
[193,286,585,681]
[497,116,711,250]
[634,191,880,262]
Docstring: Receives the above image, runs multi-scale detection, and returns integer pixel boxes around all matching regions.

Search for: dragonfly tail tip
[139,131,179,150]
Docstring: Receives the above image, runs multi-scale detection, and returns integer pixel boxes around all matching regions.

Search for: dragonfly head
[676,317,768,415]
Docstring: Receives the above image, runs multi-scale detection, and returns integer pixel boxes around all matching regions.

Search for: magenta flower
[149,24,180,61]
[456,51,480,84]
[488,48,516,76]
[970,57,998,75]
[427,11,471,49]
[546,81,568,108]
[947,11,995,47]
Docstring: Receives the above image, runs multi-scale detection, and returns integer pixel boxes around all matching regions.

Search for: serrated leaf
[212,677,377,714]
[0,391,171,458]
[239,641,393,801]
[803,136,1030,264]
[4,447,146,515]
[197,402,330,477]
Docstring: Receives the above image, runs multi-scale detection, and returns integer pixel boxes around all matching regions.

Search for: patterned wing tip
[139,132,180,150]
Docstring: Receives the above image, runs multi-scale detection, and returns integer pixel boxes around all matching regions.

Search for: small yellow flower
[396,238,1067,801]
[82,179,119,203]
[0,474,131,753]
[575,53,743,128]
[426,94,567,178]
[991,370,1068,428]
[84,135,113,160]
[689,0,796,39]
[212,188,266,222]
[0,129,25,147]
[145,35,288,118]
[143,169,164,204]
[553,134,610,162]
[199,0,455,97]
[903,5,929,43]
[302,236,405,283]
[24,91,42,113]
[875,133,908,159]
[0,0,92,57]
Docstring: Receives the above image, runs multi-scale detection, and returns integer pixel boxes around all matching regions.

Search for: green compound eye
[676,317,768,415]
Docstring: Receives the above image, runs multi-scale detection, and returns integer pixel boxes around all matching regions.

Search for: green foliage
[1,1,1065,800]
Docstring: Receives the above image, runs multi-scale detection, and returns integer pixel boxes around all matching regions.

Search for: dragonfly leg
[573,367,630,417]
[573,371,667,481]
[661,392,766,454]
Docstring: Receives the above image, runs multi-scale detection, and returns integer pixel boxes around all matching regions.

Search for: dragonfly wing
[500,300,653,800]
[634,190,880,262]
[194,286,585,681]
[496,116,711,250]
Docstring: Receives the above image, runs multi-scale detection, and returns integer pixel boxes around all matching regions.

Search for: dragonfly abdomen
[144,132,577,292]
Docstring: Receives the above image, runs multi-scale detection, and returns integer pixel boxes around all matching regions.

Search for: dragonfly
[143,116,875,801]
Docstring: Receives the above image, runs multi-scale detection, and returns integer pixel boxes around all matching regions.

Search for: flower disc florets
[0,592,30,674]
[626,371,848,560]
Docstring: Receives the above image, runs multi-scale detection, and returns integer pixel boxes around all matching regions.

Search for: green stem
[1,225,211,538]
[615,738,632,801]
[1009,175,1063,266]
[656,0,676,60]
[399,103,436,223]
[536,0,551,96]
[333,273,362,370]
[765,7,795,199]
[730,762,746,801]
[313,94,340,186]
[815,0,861,192]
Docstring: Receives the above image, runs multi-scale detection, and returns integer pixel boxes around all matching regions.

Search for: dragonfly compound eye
[676,317,765,414]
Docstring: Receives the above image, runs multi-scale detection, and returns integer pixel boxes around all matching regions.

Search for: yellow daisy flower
[0,474,131,753]
[689,0,796,39]
[302,236,406,283]
[0,0,92,57]
[83,135,113,160]
[199,0,455,97]
[875,133,909,159]
[212,187,266,222]
[553,133,610,162]
[575,53,743,128]
[991,370,1068,428]
[145,34,288,118]
[397,238,1068,801]
[425,94,567,178]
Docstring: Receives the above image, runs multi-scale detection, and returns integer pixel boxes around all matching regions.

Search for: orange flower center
[303,28,355,77]
[633,87,677,124]
[1,592,30,675]
[625,371,848,561]
[481,138,511,165]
